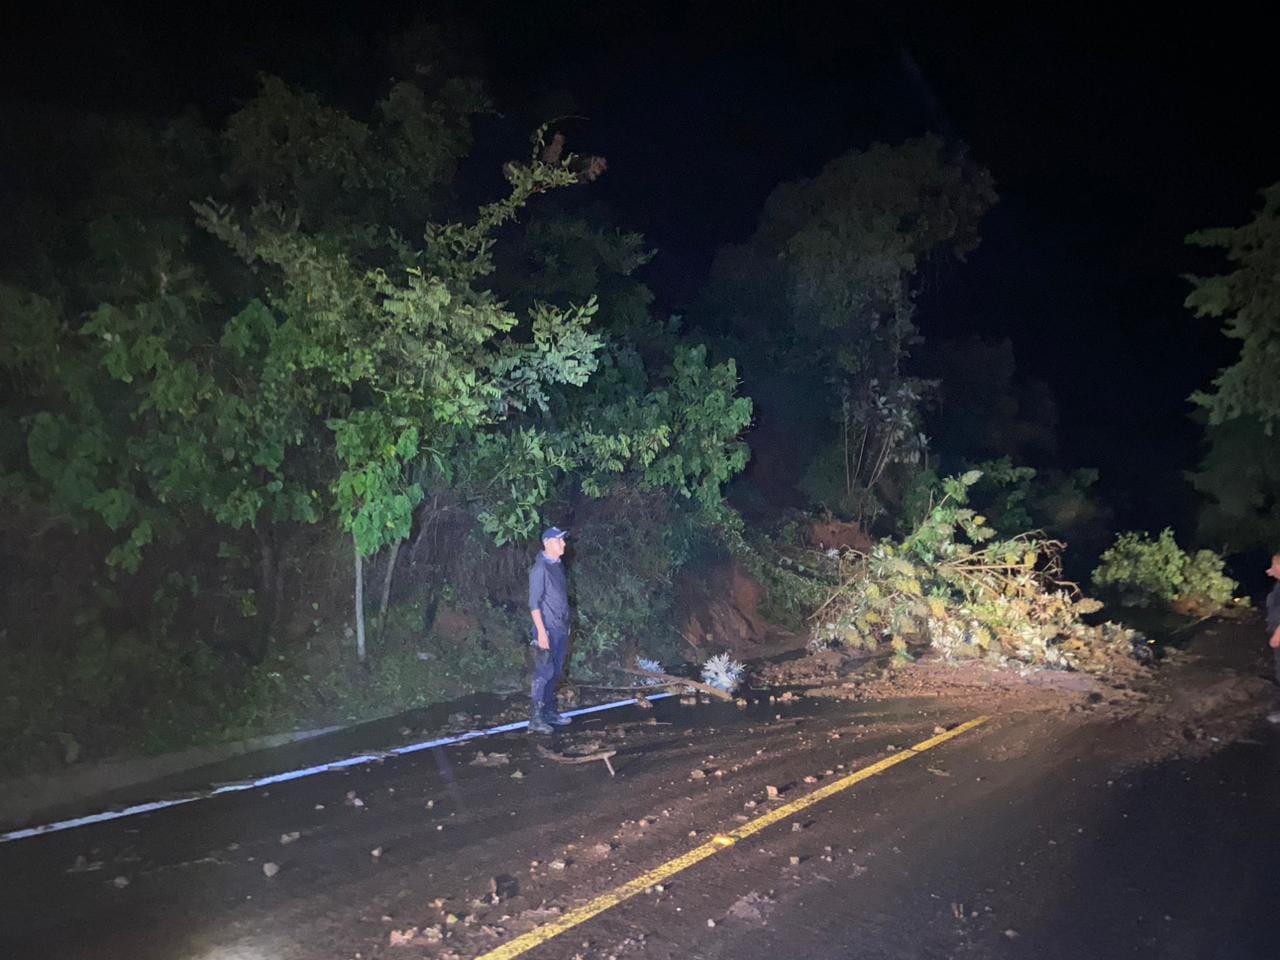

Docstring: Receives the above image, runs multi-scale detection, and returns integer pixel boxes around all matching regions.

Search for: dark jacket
[1267,582,1280,634]
[529,552,570,636]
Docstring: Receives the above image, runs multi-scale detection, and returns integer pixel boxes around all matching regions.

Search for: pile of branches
[808,472,1150,673]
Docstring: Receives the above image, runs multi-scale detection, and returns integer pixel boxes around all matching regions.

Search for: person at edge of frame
[1265,553,1280,724]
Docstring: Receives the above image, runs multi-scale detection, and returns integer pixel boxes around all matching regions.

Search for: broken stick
[536,744,618,776]
[620,666,734,701]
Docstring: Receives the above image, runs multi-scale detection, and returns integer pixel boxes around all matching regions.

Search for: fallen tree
[808,472,1151,673]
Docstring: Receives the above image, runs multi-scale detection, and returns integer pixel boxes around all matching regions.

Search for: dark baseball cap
[541,526,569,541]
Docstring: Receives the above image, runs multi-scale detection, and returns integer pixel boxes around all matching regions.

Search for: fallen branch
[536,744,617,776]
[619,666,734,701]
[809,579,861,622]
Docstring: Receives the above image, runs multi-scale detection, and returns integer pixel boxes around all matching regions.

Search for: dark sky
[4,1,1277,534]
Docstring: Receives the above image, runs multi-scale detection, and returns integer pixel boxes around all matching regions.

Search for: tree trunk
[842,403,852,499]
[251,530,277,663]
[353,537,366,663]
[273,536,286,636]
[377,539,401,639]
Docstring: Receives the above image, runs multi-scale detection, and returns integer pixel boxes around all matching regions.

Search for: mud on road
[2,616,1277,960]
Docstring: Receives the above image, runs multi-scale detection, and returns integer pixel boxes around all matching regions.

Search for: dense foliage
[0,71,751,773]
[810,472,1147,673]
[0,38,1176,779]
[899,457,1111,580]
[1091,529,1237,611]
[1186,183,1280,550]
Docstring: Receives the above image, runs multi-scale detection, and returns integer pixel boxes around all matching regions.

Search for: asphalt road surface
[3,679,1279,960]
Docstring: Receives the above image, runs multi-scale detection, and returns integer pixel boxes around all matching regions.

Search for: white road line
[0,693,677,844]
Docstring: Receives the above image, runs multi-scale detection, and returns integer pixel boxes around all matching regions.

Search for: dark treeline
[1,12,1274,776]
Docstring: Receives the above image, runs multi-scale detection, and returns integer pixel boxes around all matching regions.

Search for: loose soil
[3,613,1274,960]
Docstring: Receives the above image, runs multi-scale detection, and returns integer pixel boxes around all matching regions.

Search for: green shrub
[1091,529,1236,609]
[1183,549,1239,607]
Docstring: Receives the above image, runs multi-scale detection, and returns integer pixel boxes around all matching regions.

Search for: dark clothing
[530,626,570,716]
[528,553,570,636]
[1269,583,1280,685]
[528,551,572,717]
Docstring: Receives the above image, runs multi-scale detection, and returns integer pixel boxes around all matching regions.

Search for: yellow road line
[474,715,990,960]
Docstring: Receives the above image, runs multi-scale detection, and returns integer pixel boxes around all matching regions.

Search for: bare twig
[808,578,864,621]
[535,744,617,776]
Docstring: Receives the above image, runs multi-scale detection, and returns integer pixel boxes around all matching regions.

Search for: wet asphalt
[2,678,1279,960]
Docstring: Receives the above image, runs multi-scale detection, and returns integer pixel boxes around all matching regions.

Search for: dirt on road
[2,614,1276,960]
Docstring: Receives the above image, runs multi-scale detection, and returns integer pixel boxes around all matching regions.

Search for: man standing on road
[1267,554,1280,724]
[528,527,573,735]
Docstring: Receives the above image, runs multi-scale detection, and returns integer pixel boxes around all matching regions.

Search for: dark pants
[531,627,569,717]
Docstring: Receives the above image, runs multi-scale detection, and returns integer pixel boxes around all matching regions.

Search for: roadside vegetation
[1,25,1273,779]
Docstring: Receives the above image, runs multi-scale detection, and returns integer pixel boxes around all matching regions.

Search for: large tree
[695,135,996,522]
[1186,183,1280,550]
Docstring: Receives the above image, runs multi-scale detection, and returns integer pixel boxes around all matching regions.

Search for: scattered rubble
[727,896,773,926]
[388,927,418,947]
[490,874,519,900]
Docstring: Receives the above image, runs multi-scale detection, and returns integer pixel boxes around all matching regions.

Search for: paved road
[2,681,1278,960]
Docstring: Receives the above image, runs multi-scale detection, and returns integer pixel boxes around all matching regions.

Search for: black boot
[544,709,572,726]
[528,710,553,735]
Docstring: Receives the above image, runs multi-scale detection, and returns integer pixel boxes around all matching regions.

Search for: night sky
[4,1,1276,536]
